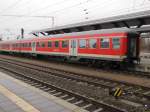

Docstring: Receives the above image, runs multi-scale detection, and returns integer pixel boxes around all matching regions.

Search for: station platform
[0,72,87,112]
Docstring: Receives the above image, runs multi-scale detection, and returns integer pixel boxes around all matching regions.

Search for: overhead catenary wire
[0,0,150,37]
[43,0,96,15]
[0,0,93,28]
[0,0,147,28]
[141,0,146,5]
[25,0,69,15]
[1,0,89,18]
[57,0,150,23]
[0,0,32,23]
[54,0,115,19]
[25,0,94,16]
[1,0,150,20]
[0,15,55,31]
[0,0,22,14]
[0,0,135,20]
[0,15,53,18]
[0,0,86,23]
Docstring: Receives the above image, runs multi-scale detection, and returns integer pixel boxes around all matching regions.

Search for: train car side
[0,28,140,64]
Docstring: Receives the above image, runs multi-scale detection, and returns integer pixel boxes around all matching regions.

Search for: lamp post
[21,28,24,39]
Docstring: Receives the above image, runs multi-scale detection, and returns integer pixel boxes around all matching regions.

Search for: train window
[89,39,97,48]
[41,42,45,47]
[24,43,26,47]
[29,43,31,47]
[26,43,28,47]
[79,39,86,48]
[55,41,59,48]
[25,43,27,47]
[100,38,109,48]
[62,40,68,48]
[27,43,29,47]
[112,38,120,49]
[36,42,40,47]
[17,44,19,48]
[48,41,52,48]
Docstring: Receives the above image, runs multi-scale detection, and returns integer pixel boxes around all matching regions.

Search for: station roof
[31,10,150,35]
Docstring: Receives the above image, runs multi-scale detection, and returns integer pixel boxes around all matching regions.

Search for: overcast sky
[0,0,150,40]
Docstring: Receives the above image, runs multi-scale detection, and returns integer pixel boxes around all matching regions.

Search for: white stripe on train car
[78,53,126,59]
[0,49,126,60]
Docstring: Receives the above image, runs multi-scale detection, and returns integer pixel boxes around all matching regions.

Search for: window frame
[29,43,31,47]
[54,41,59,48]
[100,38,110,49]
[48,41,52,48]
[89,38,97,49]
[24,43,27,47]
[62,40,68,48]
[112,38,120,49]
[79,39,86,48]
[41,42,45,48]
[36,42,40,47]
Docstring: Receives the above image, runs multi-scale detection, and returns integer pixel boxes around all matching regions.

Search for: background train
[0,28,140,66]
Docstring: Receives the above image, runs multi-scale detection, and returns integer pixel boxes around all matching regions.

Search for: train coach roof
[40,27,138,38]
[0,28,138,43]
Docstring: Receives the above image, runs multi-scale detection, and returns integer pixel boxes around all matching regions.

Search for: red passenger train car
[0,28,140,64]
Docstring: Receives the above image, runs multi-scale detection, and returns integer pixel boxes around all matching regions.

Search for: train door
[127,33,140,61]
[70,39,77,56]
[32,42,36,52]
[129,38,137,57]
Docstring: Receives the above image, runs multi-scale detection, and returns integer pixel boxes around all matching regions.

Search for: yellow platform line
[0,84,40,112]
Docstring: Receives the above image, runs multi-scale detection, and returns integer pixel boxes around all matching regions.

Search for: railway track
[0,60,126,112]
[0,54,150,79]
[0,56,150,96]
[0,56,149,111]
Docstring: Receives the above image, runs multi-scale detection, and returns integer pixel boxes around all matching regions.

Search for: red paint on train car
[0,30,139,62]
